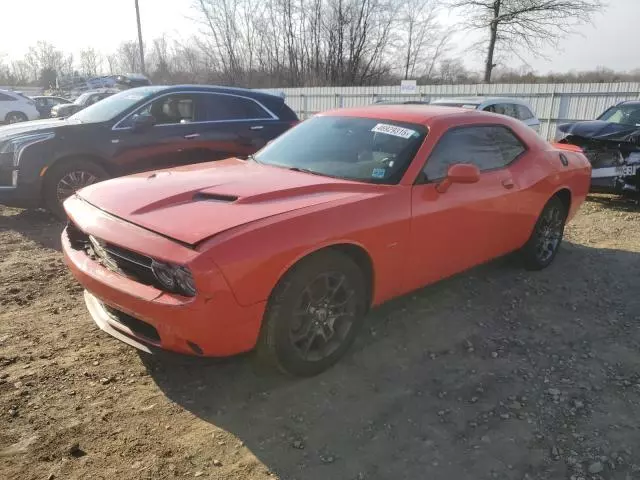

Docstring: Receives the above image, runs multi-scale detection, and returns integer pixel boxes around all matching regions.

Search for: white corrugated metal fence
[260,83,640,140]
[5,83,640,140]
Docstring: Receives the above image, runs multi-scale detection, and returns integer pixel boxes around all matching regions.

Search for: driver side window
[120,93,200,128]
[422,126,526,181]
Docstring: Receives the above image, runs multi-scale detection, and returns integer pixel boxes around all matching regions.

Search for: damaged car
[556,100,640,195]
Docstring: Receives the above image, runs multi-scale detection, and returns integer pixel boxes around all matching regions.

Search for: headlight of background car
[0,133,55,168]
[151,260,197,297]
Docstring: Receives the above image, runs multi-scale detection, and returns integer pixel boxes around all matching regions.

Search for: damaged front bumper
[558,135,640,195]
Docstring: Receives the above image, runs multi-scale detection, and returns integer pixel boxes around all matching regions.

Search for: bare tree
[80,48,102,76]
[105,54,118,75]
[116,41,142,73]
[435,58,477,84]
[10,61,30,85]
[393,0,452,80]
[450,0,605,83]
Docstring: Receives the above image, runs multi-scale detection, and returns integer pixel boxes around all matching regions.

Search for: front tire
[519,196,568,270]
[43,159,109,219]
[5,112,28,124]
[256,250,367,377]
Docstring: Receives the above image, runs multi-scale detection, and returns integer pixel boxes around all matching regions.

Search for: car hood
[75,158,384,245]
[0,117,71,140]
[558,120,640,143]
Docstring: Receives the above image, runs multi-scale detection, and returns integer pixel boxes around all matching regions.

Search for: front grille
[66,222,157,287]
[103,304,160,343]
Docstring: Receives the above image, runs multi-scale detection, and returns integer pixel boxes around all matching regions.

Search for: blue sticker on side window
[371,168,386,178]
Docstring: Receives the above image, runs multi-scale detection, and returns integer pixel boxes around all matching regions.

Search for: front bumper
[0,173,42,208]
[62,196,266,357]
[590,165,640,194]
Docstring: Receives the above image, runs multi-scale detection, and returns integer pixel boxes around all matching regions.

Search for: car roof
[320,104,497,126]
[150,85,285,103]
[619,100,640,106]
[373,100,429,105]
[431,96,531,106]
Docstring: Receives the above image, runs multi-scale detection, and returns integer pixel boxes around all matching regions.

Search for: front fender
[198,188,412,307]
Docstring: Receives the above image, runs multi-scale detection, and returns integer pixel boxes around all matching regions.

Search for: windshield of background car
[70,87,164,123]
[74,93,91,105]
[253,115,428,184]
[597,104,640,125]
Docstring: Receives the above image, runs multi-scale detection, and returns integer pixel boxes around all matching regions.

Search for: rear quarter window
[423,125,526,180]
[516,104,535,120]
[205,94,272,121]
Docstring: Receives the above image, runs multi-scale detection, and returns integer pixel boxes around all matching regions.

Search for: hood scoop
[193,192,238,203]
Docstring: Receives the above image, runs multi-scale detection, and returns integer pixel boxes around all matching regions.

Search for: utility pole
[135,0,145,74]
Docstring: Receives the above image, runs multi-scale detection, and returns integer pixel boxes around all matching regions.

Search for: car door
[109,92,210,174]
[0,92,14,119]
[408,124,529,288]
[192,93,291,161]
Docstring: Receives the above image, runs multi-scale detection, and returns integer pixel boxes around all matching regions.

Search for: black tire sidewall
[261,251,367,376]
[6,112,27,123]
[43,160,108,219]
[521,196,567,270]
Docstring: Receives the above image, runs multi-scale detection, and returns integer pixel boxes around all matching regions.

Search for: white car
[0,90,40,124]
[430,97,541,132]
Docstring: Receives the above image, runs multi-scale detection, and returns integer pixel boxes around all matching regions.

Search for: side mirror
[436,163,480,193]
[131,113,156,132]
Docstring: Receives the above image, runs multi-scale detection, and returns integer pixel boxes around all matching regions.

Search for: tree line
[1,0,620,89]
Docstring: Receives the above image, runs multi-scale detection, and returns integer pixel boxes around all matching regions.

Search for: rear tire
[519,196,568,270]
[256,250,367,377]
[5,112,28,124]
[43,159,109,219]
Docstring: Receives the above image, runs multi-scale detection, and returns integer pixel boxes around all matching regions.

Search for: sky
[1,0,638,75]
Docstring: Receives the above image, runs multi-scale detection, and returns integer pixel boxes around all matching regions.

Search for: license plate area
[615,165,639,176]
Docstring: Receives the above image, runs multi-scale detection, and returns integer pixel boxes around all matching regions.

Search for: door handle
[184,133,200,139]
[501,178,515,189]
[249,125,264,130]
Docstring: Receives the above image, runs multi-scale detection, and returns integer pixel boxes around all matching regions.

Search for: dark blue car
[0,85,299,217]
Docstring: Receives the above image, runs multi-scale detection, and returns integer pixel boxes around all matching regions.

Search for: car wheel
[43,159,109,219]
[5,112,28,124]
[257,250,367,376]
[519,196,568,270]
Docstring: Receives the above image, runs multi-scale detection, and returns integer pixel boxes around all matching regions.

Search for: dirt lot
[1,196,639,480]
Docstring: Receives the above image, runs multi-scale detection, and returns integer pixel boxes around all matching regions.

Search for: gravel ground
[0,195,639,480]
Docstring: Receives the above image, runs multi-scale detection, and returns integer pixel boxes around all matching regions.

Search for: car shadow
[142,242,640,480]
[586,193,639,211]
[0,207,63,251]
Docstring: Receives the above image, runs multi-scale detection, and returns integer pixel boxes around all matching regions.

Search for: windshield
[70,87,164,123]
[253,116,427,184]
[597,104,640,126]
[74,93,91,105]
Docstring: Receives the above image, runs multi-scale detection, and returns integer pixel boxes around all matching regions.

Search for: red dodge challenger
[62,106,591,376]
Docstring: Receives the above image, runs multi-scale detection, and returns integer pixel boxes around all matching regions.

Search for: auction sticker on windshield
[371,123,417,139]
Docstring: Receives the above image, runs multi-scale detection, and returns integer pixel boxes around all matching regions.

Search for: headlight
[0,132,54,168]
[151,260,197,297]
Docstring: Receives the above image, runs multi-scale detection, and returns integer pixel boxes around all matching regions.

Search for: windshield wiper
[285,167,351,180]
[286,167,327,177]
